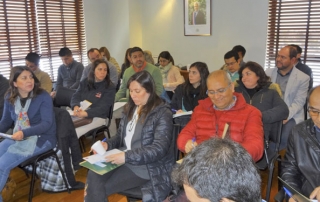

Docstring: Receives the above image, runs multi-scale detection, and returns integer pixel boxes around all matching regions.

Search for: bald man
[177,70,264,162]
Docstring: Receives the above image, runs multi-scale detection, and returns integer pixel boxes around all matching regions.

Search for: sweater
[70,79,116,118]
[177,92,264,162]
[34,69,52,93]
[55,60,84,90]
[0,91,56,147]
[163,66,184,92]
[115,63,163,102]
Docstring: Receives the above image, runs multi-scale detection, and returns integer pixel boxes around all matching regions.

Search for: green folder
[80,161,122,175]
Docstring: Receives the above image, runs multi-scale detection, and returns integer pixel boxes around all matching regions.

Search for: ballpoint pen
[171,108,177,113]
[192,137,196,148]
[283,187,298,202]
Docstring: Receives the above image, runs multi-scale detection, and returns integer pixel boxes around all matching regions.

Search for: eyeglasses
[308,106,320,117]
[207,84,231,95]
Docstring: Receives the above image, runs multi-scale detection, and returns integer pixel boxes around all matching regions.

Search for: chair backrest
[54,86,76,107]
[269,120,283,153]
[172,123,182,161]
[106,104,114,128]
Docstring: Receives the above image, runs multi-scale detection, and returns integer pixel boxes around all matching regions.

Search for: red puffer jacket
[177,92,264,162]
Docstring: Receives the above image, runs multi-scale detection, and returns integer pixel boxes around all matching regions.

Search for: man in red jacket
[177,70,264,162]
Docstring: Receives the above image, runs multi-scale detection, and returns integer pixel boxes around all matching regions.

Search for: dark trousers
[279,118,296,151]
[84,165,149,202]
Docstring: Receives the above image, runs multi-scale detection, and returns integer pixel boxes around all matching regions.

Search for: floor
[7,134,283,202]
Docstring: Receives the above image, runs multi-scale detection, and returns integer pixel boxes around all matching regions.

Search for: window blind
[265,0,320,86]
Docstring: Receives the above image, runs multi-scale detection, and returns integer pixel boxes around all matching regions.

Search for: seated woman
[25,52,52,93]
[171,62,209,113]
[84,71,174,201]
[99,46,121,75]
[0,66,56,201]
[70,59,116,138]
[120,48,132,79]
[234,61,289,145]
[158,51,185,99]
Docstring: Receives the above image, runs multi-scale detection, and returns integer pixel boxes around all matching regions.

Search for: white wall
[83,0,269,71]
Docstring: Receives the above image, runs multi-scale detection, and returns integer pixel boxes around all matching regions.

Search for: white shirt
[124,107,138,150]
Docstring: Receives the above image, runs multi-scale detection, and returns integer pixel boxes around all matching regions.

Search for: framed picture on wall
[184,0,211,36]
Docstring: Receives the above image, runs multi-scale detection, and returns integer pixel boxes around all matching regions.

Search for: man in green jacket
[115,47,163,102]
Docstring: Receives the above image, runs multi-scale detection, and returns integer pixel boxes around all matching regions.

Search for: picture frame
[184,0,211,36]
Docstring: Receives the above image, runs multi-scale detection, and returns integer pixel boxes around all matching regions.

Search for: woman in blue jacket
[0,66,56,201]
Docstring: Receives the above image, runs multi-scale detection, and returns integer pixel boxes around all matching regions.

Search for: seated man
[80,48,118,86]
[224,50,241,81]
[281,86,320,201]
[177,70,263,162]
[51,47,84,98]
[115,46,163,102]
[172,138,262,202]
[232,45,246,69]
[25,52,52,93]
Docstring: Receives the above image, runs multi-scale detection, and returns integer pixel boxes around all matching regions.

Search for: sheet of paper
[80,100,92,111]
[113,102,126,111]
[173,111,193,118]
[0,133,13,139]
[83,149,122,164]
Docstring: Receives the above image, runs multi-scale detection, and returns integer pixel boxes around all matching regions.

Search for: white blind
[265,0,320,86]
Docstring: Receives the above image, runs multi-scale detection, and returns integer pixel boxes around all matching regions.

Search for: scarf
[7,95,38,156]
[132,61,147,73]
[159,62,172,83]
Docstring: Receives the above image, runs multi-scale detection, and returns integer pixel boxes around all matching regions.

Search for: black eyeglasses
[308,106,320,117]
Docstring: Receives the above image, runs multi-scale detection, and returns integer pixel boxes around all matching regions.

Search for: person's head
[188,62,209,89]
[25,52,40,72]
[172,138,261,202]
[59,47,73,66]
[207,70,235,110]
[158,51,175,67]
[125,71,162,120]
[276,46,297,71]
[224,50,240,73]
[87,48,102,63]
[289,44,302,63]
[99,46,111,61]
[87,59,110,89]
[143,50,155,65]
[124,48,132,67]
[193,2,200,11]
[130,47,145,68]
[7,66,42,104]
[232,45,246,63]
[307,86,320,129]
[238,61,270,89]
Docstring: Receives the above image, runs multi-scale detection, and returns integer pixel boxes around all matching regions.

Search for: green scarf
[159,62,172,83]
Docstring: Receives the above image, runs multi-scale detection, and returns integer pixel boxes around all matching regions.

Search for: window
[0,0,87,81]
[265,0,320,86]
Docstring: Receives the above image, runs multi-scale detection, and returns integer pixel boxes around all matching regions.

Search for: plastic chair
[256,121,283,202]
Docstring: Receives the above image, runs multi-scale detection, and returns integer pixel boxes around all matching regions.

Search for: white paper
[113,102,126,111]
[83,149,122,164]
[0,133,13,139]
[173,111,193,118]
[80,100,92,111]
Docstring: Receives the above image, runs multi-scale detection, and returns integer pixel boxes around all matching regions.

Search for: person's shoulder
[73,60,84,68]
[292,67,310,81]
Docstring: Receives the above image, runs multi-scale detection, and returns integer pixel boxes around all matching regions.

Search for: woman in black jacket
[84,71,174,202]
[234,61,289,143]
[70,59,116,138]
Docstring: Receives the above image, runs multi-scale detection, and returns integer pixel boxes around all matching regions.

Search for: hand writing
[185,139,197,153]
[12,131,24,141]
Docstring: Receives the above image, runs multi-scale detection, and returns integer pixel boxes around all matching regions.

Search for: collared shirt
[276,67,293,97]
[56,60,84,90]
[213,95,237,111]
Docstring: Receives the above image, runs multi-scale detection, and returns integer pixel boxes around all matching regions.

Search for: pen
[102,137,107,142]
[192,137,196,148]
[171,108,177,113]
[283,187,298,202]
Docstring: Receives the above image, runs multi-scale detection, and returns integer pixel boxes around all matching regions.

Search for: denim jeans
[0,139,53,202]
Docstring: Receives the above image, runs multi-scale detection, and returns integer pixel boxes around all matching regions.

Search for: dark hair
[224,50,239,61]
[182,62,209,101]
[129,47,143,57]
[124,71,162,121]
[284,45,298,59]
[124,48,132,68]
[99,47,111,61]
[232,45,246,57]
[25,52,40,66]
[87,59,111,90]
[238,61,270,89]
[172,138,261,201]
[289,44,302,54]
[59,47,72,57]
[158,51,175,65]
[6,66,43,104]
[87,48,100,58]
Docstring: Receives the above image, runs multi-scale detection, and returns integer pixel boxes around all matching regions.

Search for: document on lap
[83,149,122,164]
[172,111,193,118]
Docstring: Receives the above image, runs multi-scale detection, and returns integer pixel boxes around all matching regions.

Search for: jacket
[281,119,320,196]
[177,92,264,162]
[106,103,174,202]
[265,67,309,124]
[235,81,289,140]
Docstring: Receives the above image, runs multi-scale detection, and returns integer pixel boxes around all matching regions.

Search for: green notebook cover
[80,161,122,175]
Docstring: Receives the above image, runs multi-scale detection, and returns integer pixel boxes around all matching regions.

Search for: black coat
[0,74,9,120]
[235,81,289,140]
[106,103,174,202]
[281,119,320,196]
